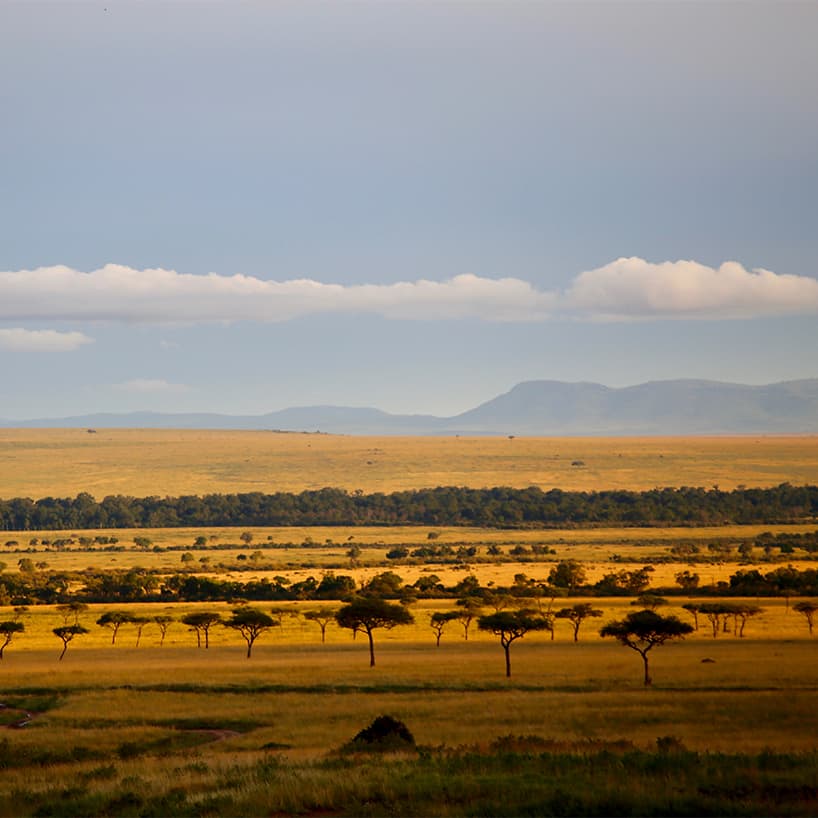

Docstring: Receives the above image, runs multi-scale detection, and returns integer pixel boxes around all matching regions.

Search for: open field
[9,521,818,549]
[4,549,818,591]
[3,597,815,651]
[1,433,817,814]
[3,522,817,589]
[1,429,817,499]
[1,535,817,815]
[1,600,818,816]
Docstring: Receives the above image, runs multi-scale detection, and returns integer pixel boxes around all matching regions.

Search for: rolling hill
[3,379,817,435]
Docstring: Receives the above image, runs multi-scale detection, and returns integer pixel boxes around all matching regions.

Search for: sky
[1,1,817,419]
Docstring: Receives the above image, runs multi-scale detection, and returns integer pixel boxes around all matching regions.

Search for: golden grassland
[1,428,818,499]
[4,597,814,652]
[3,521,817,591]
[5,637,818,748]
[2,598,818,815]
[5,552,818,592]
[1,431,817,814]
[3,522,817,592]
[3,597,818,755]
[9,521,818,549]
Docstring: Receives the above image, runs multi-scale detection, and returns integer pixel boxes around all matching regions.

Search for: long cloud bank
[1,259,817,328]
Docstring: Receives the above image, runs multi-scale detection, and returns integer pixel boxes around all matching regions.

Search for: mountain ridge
[3,378,818,435]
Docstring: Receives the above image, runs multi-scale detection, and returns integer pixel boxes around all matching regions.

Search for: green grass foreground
[2,740,817,817]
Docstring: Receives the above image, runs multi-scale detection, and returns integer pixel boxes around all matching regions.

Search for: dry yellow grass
[9,641,818,746]
[3,598,818,754]
[9,521,818,551]
[1,429,817,499]
[1,431,816,816]
[2,596,818,818]
[3,522,817,592]
[5,596,813,649]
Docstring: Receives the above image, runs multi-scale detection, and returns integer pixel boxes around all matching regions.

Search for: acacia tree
[794,601,818,635]
[0,621,24,659]
[96,611,132,645]
[730,603,764,638]
[682,603,701,631]
[181,612,222,648]
[429,611,459,647]
[555,603,603,642]
[335,597,414,667]
[478,610,552,677]
[57,602,88,626]
[131,616,150,647]
[53,625,89,661]
[224,608,277,658]
[303,607,336,643]
[269,607,297,629]
[600,610,693,686]
[154,615,174,646]
[699,603,736,638]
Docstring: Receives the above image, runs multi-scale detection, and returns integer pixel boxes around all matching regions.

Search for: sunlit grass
[1,429,816,499]
[1,627,817,816]
[1,428,817,813]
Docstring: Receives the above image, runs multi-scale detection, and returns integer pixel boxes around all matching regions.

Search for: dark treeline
[1,484,817,530]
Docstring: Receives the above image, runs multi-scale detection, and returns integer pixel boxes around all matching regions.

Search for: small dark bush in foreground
[342,715,416,753]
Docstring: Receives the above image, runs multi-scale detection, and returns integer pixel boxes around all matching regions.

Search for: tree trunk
[59,641,68,661]
[367,629,376,667]
[246,638,253,658]
[320,624,326,643]
[641,651,651,686]
[504,643,511,677]
[573,622,580,642]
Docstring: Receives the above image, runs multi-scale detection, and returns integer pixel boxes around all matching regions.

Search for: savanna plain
[1,431,817,816]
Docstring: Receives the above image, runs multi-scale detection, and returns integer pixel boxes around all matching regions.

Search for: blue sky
[1,1,817,418]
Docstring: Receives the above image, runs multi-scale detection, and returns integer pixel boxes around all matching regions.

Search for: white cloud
[0,259,816,326]
[565,257,818,319]
[0,328,94,352]
[113,379,189,393]
[0,264,554,324]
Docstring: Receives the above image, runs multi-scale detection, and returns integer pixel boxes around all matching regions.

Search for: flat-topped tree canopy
[600,610,693,686]
[478,609,552,677]
[224,608,277,658]
[335,597,414,667]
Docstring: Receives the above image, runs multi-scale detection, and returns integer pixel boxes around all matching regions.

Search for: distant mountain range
[3,379,818,435]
